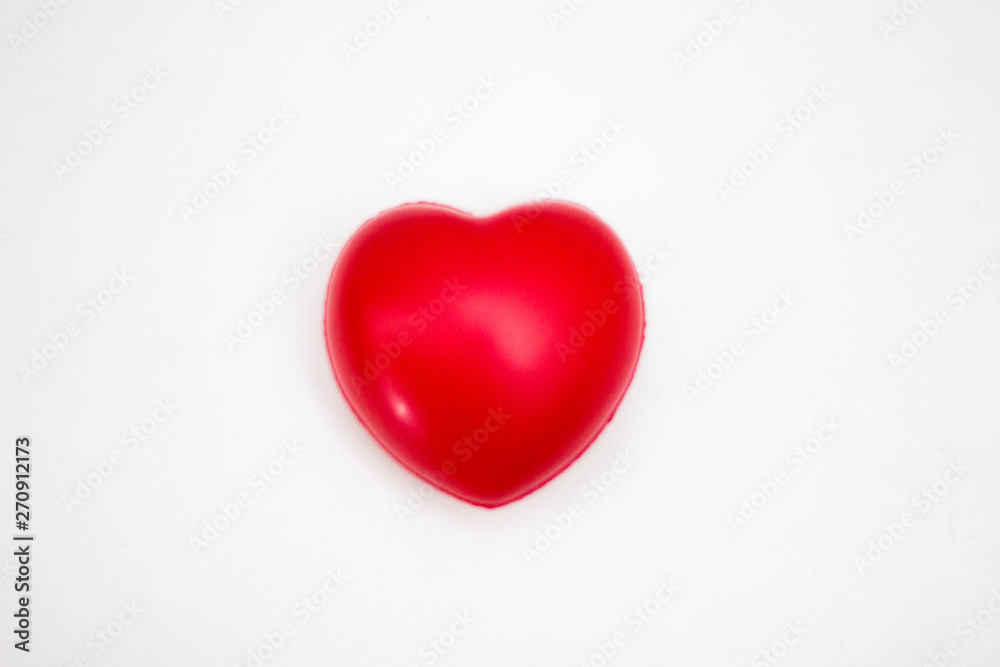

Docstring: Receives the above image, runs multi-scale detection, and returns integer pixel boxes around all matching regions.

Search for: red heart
[324,201,644,508]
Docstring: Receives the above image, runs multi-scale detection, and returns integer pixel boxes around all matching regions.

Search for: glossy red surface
[324,201,645,508]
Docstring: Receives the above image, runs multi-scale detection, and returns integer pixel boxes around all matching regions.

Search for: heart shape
[324,201,645,507]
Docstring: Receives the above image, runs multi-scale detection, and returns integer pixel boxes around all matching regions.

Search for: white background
[2,0,1000,665]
